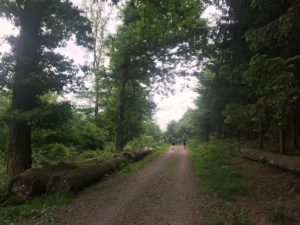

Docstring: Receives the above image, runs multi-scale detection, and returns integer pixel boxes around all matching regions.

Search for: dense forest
[167,0,300,154]
[0,0,299,224]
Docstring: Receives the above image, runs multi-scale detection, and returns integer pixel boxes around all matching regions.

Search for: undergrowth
[0,193,73,225]
[268,202,293,225]
[189,140,249,199]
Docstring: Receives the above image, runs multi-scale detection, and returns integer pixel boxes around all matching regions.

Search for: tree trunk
[222,123,226,139]
[291,112,298,149]
[115,71,127,151]
[259,120,263,149]
[279,129,287,155]
[8,12,41,176]
[6,149,151,204]
[8,121,32,177]
[94,76,100,120]
[205,123,209,141]
[47,149,151,194]
[246,126,250,140]
[236,129,240,141]
[6,163,74,204]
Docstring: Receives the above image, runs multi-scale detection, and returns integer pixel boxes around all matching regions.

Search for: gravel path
[53,146,200,225]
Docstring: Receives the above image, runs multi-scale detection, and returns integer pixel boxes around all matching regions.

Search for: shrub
[124,135,156,151]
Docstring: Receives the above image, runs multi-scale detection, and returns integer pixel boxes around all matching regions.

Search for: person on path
[171,136,176,150]
[182,136,187,149]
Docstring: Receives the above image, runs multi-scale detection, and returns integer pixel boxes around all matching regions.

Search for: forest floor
[26,145,300,225]
[235,155,300,225]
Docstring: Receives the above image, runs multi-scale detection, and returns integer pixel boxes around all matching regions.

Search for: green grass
[268,202,293,225]
[0,163,9,203]
[189,140,249,199]
[0,193,73,225]
[120,143,168,175]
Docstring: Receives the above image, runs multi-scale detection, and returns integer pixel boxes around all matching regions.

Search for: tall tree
[0,0,93,176]
[82,0,114,119]
[109,0,207,150]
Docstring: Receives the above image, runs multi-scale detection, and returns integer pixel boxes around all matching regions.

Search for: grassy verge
[189,140,249,199]
[0,193,73,225]
[120,143,169,175]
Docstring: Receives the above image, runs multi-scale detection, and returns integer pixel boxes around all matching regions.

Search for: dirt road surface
[50,146,201,225]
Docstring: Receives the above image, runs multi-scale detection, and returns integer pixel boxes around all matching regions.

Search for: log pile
[6,148,152,204]
[241,148,300,174]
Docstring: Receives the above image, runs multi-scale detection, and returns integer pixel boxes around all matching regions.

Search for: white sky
[0,2,218,131]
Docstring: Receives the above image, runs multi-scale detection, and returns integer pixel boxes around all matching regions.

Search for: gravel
[51,146,200,225]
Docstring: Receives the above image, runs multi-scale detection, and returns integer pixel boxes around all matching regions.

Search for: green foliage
[189,0,300,151]
[189,140,249,199]
[268,202,292,225]
[228,206,255,225]
[109,0,208,150]
[0,164,9,203]
[143,122,162,141]
[32,143,74,166]
[0,193,73,225]
[77,150,114,162]
[0,93,9,156]
[164,110,194,143]
[124,135,156,151]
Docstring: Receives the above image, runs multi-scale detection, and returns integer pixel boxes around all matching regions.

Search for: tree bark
[115,70,127,151]
[6,163,74,204]
[246,126,250,140]
[6,149,151,203]
[236,129,240,141]
[8,9,41,176]
[222,123,226,139]
[279,129,287,155]
[47,149,151,194]
[94,74,100,120]
[291,111,298,149]
[259,120,263,149]
[8,121,32,177]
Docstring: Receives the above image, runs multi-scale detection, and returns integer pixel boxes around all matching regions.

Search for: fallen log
[123,147,152,162]
[6,163,75,204]
[241,148,300,175]
[6,148,152,203]
[47,148,152,194]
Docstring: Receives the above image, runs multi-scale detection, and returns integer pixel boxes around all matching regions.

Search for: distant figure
[170,136,176,150]
[182,136,187,149]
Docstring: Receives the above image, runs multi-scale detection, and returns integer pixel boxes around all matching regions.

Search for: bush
[124,135,156,151]
[228,206,255,225]
[77,150,114,161]
[268,202,292,225]
[0,193,73,225]
[33,143,75,166]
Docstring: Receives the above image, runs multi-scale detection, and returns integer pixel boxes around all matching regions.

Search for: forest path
[51,146,201,225]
